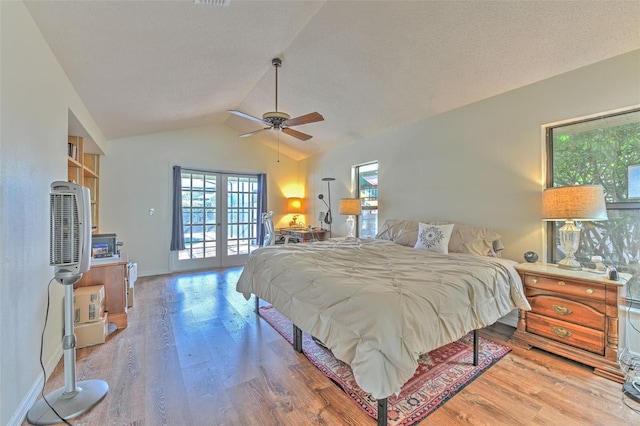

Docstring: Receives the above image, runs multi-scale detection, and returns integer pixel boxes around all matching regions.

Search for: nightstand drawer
[524,274,605,301]
[526,312,605,355]
[528,295,605,329]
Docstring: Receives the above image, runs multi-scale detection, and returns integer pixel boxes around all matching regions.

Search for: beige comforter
[236,238,530,400]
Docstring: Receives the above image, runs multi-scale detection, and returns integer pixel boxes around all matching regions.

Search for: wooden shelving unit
[68,135,100,233]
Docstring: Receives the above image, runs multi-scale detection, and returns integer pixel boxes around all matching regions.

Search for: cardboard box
[74,285,105,324]
[75,313,108,348]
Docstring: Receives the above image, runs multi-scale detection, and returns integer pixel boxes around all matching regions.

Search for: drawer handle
[552,304,573,315]
[557,281,565,286]
[531,278,539,284]
[552,326,572,338]
[586,288,594,294]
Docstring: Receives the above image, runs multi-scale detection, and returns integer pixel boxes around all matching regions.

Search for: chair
[262,211,276,246]
[261,211,289,246]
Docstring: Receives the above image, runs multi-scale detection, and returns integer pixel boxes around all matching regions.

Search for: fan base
[27,379,108,425]
[623,381,640,404]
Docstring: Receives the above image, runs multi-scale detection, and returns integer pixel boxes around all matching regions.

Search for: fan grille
[50,192,81,266]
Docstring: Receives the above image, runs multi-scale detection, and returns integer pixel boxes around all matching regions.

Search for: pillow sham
[394,229,419,247]
[448,223,502,257]
[375,219,420,242]
[414,223,454,254]
[377,219,503,257]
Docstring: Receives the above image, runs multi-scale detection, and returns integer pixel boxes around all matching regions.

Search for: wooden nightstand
[511,263,630,383]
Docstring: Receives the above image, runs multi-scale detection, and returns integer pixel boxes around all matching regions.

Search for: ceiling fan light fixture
[228,57,324,141]
[262,111,291,128]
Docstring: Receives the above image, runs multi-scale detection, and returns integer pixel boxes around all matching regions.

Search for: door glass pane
[226,175,259,256]
[179,172,218,260]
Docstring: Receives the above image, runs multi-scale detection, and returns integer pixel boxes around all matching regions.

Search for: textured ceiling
[24,0,640,160]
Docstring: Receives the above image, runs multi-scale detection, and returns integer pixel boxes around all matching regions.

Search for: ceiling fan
[228,58,324,141]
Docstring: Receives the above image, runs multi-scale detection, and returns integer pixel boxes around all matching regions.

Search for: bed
[236,220,531,425]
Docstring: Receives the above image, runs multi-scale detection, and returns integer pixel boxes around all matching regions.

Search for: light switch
[149,208,155,216]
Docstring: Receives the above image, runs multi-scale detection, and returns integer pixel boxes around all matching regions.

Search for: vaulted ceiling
[24,0,640,160]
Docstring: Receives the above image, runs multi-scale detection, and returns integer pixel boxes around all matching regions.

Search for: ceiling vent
[194,0,230,5]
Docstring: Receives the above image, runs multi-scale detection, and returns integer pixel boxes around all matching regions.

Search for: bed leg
[293,324,303,353]
[255,296,260,315]
[473,329,479,366]
[377,398,388,426]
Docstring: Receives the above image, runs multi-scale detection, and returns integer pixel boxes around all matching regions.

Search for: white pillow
[414,223,454,254]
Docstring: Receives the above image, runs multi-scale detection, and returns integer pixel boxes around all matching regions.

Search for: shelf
[84,167,99,179]
[68,135,100,233]
[68,157,82,168]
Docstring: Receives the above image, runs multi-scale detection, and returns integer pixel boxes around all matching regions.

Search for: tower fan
[27,182,108,425]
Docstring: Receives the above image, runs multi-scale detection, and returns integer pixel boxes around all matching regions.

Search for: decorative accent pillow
[414,223,454,254]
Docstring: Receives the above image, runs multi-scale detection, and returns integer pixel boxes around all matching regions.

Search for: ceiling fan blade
[282,112,324,127]
[239,127,271,138]
[282,127,313,141]
[228,110,267,125]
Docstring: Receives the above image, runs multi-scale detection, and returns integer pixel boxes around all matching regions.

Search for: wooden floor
[27,267,640,426]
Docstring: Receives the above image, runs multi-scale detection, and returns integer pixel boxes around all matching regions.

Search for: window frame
[544,107,640,285]
[352,161,378,238]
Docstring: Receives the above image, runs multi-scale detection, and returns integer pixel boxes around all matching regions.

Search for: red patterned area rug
[259,305,511,426]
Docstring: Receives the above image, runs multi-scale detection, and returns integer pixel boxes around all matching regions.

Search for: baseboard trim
[138,268,169,278]
[9,343,63,426]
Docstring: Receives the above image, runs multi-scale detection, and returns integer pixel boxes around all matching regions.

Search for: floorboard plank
[24,267,639,425]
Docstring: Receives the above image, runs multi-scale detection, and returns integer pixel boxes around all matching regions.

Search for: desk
[281,228,328,243]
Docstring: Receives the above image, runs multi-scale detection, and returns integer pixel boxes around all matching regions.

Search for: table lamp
[339,198,362,238]
[542,185,608,270]
[287,197,303,227]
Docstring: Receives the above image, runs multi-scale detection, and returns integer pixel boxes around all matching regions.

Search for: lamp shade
[339,198,362,215]
[287,197,303,214]
[542,185,608,221]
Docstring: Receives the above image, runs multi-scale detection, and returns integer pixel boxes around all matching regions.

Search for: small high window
[354,162,378,238]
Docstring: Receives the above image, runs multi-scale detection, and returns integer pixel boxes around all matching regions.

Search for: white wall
[100,125,300,276]
[0,2,107,424]
[303,49,640,261]
[302,49,640,348]
[3,3,639,422]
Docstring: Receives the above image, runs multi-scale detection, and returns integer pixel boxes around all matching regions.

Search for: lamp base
[557,261,582,271]
[558,254,582,270]
[345,215,355,238]
[557,220,582,271]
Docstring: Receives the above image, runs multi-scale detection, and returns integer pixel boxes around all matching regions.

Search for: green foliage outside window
[551,113,640,299]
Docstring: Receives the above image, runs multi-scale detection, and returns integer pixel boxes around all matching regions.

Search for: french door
[172,170,260,271]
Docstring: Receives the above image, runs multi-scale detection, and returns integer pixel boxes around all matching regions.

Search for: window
[547,108,640,299]
[354,162,378,238]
